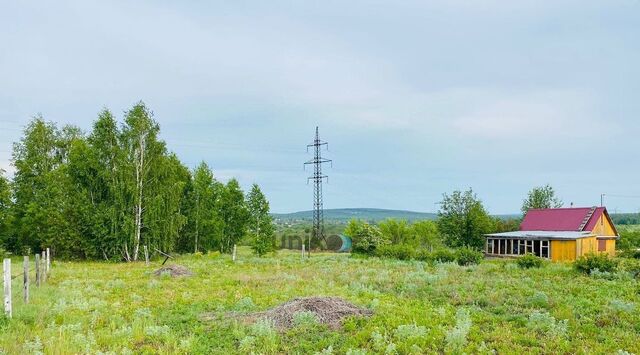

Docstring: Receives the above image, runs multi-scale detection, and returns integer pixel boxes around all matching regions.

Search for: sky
[1,0,639,214]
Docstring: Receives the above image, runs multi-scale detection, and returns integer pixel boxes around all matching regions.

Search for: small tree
[522,184,563,215]
[437,189,493,249]
[411,220,442,251]
[246,184,274,256]
[351,222,388,255]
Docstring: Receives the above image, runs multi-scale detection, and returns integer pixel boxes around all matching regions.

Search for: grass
[0,248,639,354]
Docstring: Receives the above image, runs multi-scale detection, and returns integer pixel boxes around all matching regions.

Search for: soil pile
[153,264,193,277]
[246,296,372,329]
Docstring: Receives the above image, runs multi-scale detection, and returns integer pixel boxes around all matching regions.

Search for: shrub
[375,244,416,260]
[516,253,544,269]
[455,246,483,266]
[445,308,472,352]
[527,291,549,308]
[618,258,640,279]
[574,253,618,274]
[432,249,456,263]
[394,323,427,340]
[351,224,389,255]
[526,311,568,336]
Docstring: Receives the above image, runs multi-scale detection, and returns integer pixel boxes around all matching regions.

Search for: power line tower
[304,126,331,255]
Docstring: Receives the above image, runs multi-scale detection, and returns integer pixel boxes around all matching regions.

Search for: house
[484,207,619,261]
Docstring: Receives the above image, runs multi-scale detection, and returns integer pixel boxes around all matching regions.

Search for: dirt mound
[153,264,193,277]
[245,297,372,329]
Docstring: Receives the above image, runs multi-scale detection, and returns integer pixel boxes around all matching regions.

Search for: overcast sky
[1,1,639,214]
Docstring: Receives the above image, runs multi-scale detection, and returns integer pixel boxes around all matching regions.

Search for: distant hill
[273,208,438,222]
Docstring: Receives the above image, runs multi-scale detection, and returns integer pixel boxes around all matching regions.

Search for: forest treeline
[0,102,274,260]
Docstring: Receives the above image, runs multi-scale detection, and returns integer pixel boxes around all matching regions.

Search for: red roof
[520,207,608,232]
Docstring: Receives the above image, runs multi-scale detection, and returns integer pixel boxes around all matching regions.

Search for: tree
[11,117,64,254]
[379,219,413,245]
[246,184,275,256]
[219,179,249,253]
[521,184,563,214]
[350,222,387,254]
[119,103,163,261]
[0,171,12,249]
[437,189,493,249]
[186,162,222,253]
[411,220,442,251]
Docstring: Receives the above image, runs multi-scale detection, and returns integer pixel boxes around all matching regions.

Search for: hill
[273,208,438,222]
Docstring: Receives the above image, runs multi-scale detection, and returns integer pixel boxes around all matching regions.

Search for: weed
[445,308,472,352]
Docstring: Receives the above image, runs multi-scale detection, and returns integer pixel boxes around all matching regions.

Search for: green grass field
[1,249,639,354]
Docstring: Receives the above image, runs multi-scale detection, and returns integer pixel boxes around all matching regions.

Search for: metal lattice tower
[304,126,331,253]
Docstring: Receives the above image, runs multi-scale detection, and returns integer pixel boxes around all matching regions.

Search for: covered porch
[485,238,550,258]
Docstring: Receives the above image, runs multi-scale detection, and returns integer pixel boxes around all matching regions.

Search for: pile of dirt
[153,264,193,277]
[243,296,373,329]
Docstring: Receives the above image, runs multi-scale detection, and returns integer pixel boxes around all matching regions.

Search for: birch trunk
[132,133,145,261]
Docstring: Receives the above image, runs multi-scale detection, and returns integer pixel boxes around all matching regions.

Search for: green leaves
[2,103,265,260]
[246,184,275,256]
[437,189,493,249]
[522,184,563,215]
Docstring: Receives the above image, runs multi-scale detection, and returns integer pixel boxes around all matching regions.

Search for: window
[541,240,549,258]
[598,239,606,252]
[487,239,493,254]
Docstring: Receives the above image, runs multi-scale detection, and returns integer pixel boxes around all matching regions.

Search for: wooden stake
[302,243,305,260]
[232,244,237,262]
[35,254,41,287]
[23,256,29,304]
[3,259,11,318]
[144,245,149,266]
[41,252,46,284]
[46,248,50,273]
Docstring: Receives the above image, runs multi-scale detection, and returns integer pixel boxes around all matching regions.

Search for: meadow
[0,248,639,354]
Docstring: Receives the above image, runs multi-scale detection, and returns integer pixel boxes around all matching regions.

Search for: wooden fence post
[302,243,305,260]
[3,259,11,318]
[23,256,29,304]
[41,251,46,284]
[35,254,41,287]
[232,244,237,262]
[46,248,50,273]
[144,245,149,266]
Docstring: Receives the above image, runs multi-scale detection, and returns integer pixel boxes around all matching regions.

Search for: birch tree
[246,184,274,256]
[120,103,162,261]
[219,179,249,253]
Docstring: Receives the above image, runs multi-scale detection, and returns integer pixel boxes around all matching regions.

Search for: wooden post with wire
[23,256,29,304]
[41,251,46,284]
[232,244,237,262]
[3,259,11,318]
[144,245,149,266]
[35,254,41,287]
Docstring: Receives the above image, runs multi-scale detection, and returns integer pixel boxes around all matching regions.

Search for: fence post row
[23,256,29,304]
[3,259,11,318]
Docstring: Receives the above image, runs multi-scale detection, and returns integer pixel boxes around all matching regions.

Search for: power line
[304,126,331,255]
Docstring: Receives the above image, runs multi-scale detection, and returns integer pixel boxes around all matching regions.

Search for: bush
[516,254,544,269]
[351,224,388,255]
[455,247,483,266]
[432,249,456,263]
[574,253,618,274]
[618,258,640,279]
[374,244,416,260]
